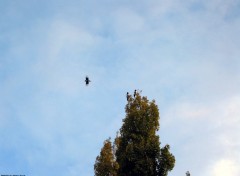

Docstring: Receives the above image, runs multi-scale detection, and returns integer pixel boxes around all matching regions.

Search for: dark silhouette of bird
[85,76,91,86]
[126,92,130,101]
[134,90,137,97]
[186,171,190,176]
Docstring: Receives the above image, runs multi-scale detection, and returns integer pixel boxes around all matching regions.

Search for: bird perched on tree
[85,76,91,86]
[126,92,130,101]
[134,90,137,97]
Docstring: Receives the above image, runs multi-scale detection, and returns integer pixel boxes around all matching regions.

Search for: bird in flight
[85,76,91,86]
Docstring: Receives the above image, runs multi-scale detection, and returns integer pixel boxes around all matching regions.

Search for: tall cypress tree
[115,92,175,176]
[94,92,175,176]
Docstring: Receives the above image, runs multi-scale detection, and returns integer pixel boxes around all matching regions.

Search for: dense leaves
[94,139,119,176]
[116,93,160,176]
[95,92,175,176]
[158,145,175,176]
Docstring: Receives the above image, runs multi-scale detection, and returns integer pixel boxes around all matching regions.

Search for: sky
[0,0,240,175]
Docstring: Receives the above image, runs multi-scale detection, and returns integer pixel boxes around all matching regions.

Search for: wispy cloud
[209,158,240,176]
[0,0,239,175]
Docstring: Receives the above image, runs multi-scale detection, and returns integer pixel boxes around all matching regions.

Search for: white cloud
[209,159,240,176]
[1,1,240,176]
[113,8,145,36]
[161,95,240,176]
[46,20,98,57]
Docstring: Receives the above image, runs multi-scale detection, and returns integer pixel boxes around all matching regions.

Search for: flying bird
[85,76,91,86]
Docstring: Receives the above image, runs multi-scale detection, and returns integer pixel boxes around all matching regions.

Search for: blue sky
[0,0,240,175]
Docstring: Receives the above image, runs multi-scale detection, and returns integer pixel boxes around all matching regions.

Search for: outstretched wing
[85,76,91,85]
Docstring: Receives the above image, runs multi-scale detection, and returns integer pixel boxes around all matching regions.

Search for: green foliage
[158,144,175,176]
[116,93,161,176]
[94,138,119,176]
[94,92,175,176]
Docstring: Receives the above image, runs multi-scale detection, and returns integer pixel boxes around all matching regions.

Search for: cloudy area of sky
[0,0,240,176]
